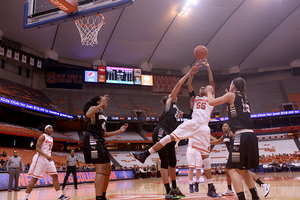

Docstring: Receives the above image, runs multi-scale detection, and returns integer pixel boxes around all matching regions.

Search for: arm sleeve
[189,90,196,98]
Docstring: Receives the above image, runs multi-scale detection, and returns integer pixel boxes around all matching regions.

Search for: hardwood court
[1,172,300,200]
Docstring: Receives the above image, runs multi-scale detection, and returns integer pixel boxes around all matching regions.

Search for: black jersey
[159,102,180,131]
[227,91,253,133]
[87,108,107,142]
[223,130,233,152]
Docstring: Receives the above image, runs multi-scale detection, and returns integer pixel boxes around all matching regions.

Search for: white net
[75,14,105,46]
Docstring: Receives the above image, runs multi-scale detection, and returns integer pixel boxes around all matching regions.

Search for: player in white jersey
[176,137,203,194]
[132,59,221,198]
[22,125,70,200]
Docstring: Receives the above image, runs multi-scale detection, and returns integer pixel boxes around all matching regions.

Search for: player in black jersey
[206,77,261,200]
[152,96,183,200]
[211,123,270,197]
[83,95,128,200]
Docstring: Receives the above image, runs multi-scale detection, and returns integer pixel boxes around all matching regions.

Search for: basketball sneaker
[221,188,235,196]
[207,184,221,198]
[58,195,71,200]
[130,151,150,164]
[171,187,186,197]
[194,182,199,193]
[165,190,181,200]
[189,184,194,193]
[261,183,270,197]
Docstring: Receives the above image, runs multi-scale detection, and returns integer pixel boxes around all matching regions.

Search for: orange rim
[75,14,105,28]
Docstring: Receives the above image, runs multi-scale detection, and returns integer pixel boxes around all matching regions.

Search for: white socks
[207,179,213,184]
[22,193,30,200]
[56,190,62,198]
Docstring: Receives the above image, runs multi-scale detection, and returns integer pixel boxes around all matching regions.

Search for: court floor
[1,172,300,200]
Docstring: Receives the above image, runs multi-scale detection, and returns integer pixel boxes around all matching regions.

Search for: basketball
[194,45,208,59]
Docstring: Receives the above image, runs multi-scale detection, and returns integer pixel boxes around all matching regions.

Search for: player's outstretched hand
[119,123,129,133]
[206,85,213,93]
[201,58,209,67]
[190,62,201,74]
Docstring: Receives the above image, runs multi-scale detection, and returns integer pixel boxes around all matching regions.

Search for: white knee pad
[159,135,171,146]
[203,158,211,170]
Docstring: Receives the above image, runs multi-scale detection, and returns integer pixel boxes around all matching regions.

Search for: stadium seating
[0,77,65,113]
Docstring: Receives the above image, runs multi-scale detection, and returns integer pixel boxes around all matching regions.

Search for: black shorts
[82,131,110,164]
[226,131,259,170]
[153,124,176,169]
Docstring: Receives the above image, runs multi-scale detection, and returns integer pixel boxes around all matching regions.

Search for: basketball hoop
[75,14,105,46]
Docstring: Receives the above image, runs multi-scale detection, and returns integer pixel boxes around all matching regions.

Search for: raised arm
[203,59,215,95]
[168,61,201,101]
[187,74,194,93]
[86,95,109,118]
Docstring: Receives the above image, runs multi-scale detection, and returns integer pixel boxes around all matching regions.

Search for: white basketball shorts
[171,120,210,155]
[28,153,57,179]
[186,146,203,169]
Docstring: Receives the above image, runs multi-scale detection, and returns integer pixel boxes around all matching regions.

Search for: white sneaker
[222,188,235,196]
[261,184,270,197]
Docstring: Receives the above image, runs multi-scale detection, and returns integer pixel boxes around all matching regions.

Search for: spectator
[25,163,30,170]
[156,159,161,178]
[0,159,5,165]
[2,151,7,157]
[281,162,288,172]
[59,164,67,171]
[0,161,7,171]
[216,164,224,175]
[6,151,25,192]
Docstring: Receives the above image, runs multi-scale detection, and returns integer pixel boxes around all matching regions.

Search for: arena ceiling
[0,0,300,74]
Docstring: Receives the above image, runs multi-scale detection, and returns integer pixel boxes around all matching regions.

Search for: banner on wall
[0,170,135,190]
[46,68,84,89]
[22,54,27,63]
[0,46,4,56]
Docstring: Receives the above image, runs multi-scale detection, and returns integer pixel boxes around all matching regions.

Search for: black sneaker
[130,151,150,164]
[58,195,71,200]
[189,184,194,193]
[171,187,186,197]
[194,182,199,193]
[165,190,181,200]
[207,184,221,199]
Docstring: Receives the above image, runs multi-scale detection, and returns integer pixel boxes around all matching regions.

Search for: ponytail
[160,95,171,112]
[38,124,51,133]
[233,77,247,104]
[83,96,101,115]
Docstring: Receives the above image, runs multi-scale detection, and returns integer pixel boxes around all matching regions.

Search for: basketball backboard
[23,0,134,29]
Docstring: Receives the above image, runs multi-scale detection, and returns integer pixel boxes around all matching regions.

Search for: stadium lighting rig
[178,0,197,17]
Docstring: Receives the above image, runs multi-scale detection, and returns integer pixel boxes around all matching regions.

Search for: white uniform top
[40,133,53,157]
[191,96,214,124]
